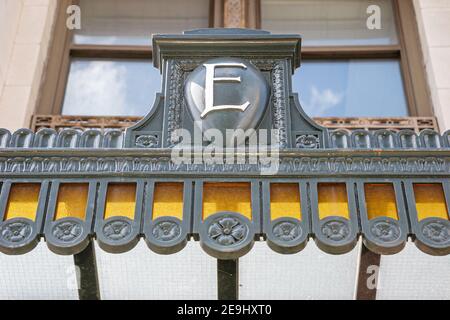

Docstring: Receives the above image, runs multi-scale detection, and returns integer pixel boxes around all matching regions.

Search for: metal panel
[94,179,145,253]
[44,180,97,255]
[143,179,192,254]
[0,179,50,255]
[310,179,359,254]
[404,179,450,256]
[356,179,409,255]
[193,179,260,259]
[262,179,310,254]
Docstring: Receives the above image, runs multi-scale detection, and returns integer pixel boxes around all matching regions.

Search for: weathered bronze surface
[0,29,448,258]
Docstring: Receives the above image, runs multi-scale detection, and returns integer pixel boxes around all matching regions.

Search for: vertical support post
[217,259,239,300]
[355,244,380,300]
[210,0,224,27]
[73,240,101,300]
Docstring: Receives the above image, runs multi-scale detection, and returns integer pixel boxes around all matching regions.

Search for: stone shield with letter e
[184,57,270,145]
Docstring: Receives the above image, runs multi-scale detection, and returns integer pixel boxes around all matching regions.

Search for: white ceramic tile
[95,241,217,300]
[0,241,79,300]
[5,43,40,86]
[377,241,450,300]
[239,241,360,300]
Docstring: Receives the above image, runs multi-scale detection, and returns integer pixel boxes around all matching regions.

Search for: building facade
[0,0,449,300]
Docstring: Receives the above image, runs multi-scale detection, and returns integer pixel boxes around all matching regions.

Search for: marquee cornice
[0,148,448,177]
[1,29,449,259]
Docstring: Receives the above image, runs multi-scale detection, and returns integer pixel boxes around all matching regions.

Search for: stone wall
[414,0,450,131]
[0,1,449,133]
[0,0,57,130]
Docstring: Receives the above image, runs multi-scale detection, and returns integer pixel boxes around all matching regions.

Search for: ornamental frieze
[0,154,448,176]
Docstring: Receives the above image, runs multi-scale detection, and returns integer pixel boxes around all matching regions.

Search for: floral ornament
[370,220,401,243]
[208,217,248,246]
[272,221,301,242]
[422,220,450,244]
[103,220,132,241]
[321,220,350,242]
[52,221,82,242]
[136,135,158,148]
[296,134,319,149]
[152,221,181,242]
[1,221,32,243]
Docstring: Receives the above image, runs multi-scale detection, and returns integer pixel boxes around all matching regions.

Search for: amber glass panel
[5,184,41,221]
[364,183,398,220]
[414,184,449,221]
[55,184,89,220]
[270,183,301,220]
[152,182,184,220]
[104,183,136,219]
[318,183,349,219]
[203,182,252,220]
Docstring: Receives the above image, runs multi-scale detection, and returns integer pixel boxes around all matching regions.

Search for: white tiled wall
[377,241,450,300]
[414,0,450,131]
[239,241,360,300]
[0,0,57,130]
[0,242,78,300]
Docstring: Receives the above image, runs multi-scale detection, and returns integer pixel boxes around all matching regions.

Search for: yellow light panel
[364,183,398,220]
[318,183,349,219]
[55,183,89,220]
[270,183,301,220]
[104,183,136,220]
[414,183,449,221]
[5,183,41,221]
[203,182,252,220]
[152,182,184,220]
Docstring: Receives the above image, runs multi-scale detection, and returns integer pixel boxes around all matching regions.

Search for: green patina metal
[0,29,448,261]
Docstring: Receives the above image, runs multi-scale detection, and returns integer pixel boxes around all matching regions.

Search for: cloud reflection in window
[62,59,160,116]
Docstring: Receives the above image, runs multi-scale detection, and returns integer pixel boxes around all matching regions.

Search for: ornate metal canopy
[0,29,449,259]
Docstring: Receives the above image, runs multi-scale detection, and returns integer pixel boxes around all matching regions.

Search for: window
[74,0,210,46]
[261,0,431,118]
[61,58,159,116]
[262,0,398,46]
[37,0,211,117]
[35,0,433,129]
[295,59,408,117]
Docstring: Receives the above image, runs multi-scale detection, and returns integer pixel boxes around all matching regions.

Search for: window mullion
[73,240,101,300]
